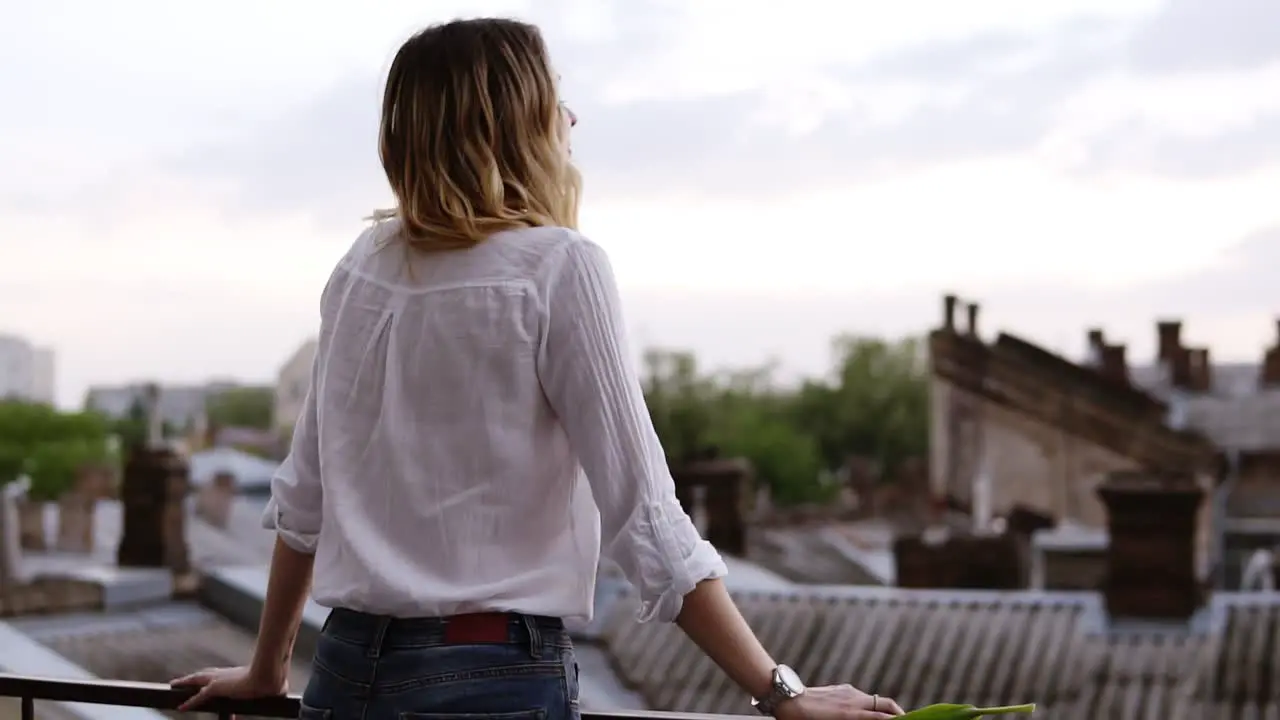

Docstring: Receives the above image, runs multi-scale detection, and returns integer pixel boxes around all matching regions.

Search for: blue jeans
[300,608,580,720]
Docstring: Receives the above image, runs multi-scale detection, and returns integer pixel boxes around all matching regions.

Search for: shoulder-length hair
[371,18,580,251]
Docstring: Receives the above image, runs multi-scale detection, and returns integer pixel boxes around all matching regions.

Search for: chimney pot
[1170,347,1194,390]
[942,295,958,331]
[1097,470,1204,620]
[966,302,979,337]
[1187,348,1211,393]
[1157,320,1183,363]
[1262,349,1280,389]
[1086,329,1106,367]
[1099,344,1129,385]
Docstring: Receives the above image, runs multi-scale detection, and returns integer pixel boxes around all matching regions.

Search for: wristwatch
[751,665,807,716]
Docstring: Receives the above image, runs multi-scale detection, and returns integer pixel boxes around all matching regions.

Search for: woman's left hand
[169,665,287,712]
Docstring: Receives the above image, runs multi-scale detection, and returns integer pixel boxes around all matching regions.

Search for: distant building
[1124,320,1280,588]
[84,381,240,429]
[927,296,1218,585]
[274,338,317,433]
[929,295,1280,590]
[0,334,55,404]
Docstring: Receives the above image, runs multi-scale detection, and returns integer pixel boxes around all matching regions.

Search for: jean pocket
[299,702,333,720]
[401,711,547,720]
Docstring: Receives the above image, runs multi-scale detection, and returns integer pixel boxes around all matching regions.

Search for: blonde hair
[371,18,580,252]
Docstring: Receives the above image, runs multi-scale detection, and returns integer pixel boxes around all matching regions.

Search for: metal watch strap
[752,665,805,716]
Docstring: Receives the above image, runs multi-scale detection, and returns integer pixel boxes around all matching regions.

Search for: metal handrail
[0,672,738,720]
[0,672,296,718]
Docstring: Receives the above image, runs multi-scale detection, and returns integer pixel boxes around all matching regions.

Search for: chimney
[1097,470,1204,620]
[1156,320,1183,363]
[966,302,979,337]
[1098,344,1129,385]
[942,294,958,332]
[672,458,752,556]
[1261,319,1280,389]
[1087,328,1105,350]
[1186,348,1212,393]
[1084,329,1105,368]
[1170,347,1193,390]
[1262,350,1280,389]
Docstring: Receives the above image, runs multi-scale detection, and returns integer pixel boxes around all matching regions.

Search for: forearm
[675,578,776,700]
[249,537,316,681]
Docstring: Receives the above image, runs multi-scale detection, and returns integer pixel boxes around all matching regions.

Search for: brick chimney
[942,294,958,332]
[966,302,980,338]
[1097,470,1204,620]
[1085,327,1105,353]
[1098,344,1129,385]
[1261,319,1280,389]
[1156,320,1198,390]
[1156,320,1182,363]
[672,457,752,556]
[116,389,190,572]
[893,533,1023,589]
[1186,348,1212,393]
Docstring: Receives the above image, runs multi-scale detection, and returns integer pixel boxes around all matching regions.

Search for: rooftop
[6,602,314,719]
[594,586,1280,720]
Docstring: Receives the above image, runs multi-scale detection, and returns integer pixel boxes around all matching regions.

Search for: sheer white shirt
[263,221,726,624]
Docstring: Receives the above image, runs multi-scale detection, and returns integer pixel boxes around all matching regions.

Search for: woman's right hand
[776,684,905,720]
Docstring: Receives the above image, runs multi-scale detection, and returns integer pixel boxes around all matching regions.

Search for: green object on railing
[899,703,1036,719]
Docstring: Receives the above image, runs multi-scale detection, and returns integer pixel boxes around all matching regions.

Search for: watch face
[775,665,805,696]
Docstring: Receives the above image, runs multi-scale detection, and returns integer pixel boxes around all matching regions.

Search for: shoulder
[317,222,395,304]
[527,227,611,277]
[500,225,602,259]
[338,220,398,267]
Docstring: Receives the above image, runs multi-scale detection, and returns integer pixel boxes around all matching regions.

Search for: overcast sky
[3,0,1279,407]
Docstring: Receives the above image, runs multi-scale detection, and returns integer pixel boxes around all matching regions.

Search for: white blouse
[263,221,726,624]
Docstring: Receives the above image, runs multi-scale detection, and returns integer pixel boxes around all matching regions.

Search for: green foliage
[792,335,929,477]
[206,386,274,430]
[109,397,150,450]
[26,439,105,501]
[900,703,1036,719]
[640,335,929,507]
[0,400,112,500]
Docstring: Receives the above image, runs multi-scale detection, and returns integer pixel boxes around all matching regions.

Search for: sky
[2,0,1279,408]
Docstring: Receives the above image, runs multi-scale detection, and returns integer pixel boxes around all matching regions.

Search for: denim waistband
[321,607,571,653]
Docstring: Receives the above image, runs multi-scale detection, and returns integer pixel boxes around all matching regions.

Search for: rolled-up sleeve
[536,237,727,623]
[261,359,323,554]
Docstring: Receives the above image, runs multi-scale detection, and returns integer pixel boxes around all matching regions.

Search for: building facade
[927,296,1219,583]
[84,381,237,429]
[0,334,55,404]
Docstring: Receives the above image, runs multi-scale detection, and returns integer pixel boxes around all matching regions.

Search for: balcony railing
[0,673,726,720]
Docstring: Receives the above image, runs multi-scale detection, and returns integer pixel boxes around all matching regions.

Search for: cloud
[1128,225,1280,314]
[1128,0,1280,74]
[1076,111,1280,179]
[162,13,1129,224]
[625,221,1280,379]
[13,0,1280,226]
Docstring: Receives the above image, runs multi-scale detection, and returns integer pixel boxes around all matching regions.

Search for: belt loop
[521,614,543,660]
[367,616,393,659]
[320,610,334,634]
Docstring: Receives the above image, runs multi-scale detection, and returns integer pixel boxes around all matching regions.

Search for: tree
[641,350,716,464]
[0,400,112,500]
[641,350,833,506]
[639,334,929,507]
[206,386,275,430]
[792,335,929,478]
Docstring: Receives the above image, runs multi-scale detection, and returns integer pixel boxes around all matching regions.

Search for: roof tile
[595,589,1279,720]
